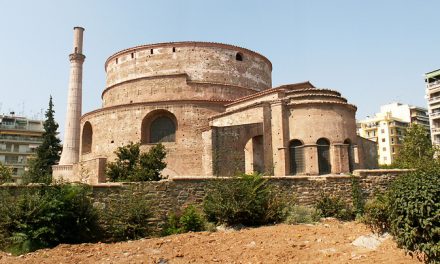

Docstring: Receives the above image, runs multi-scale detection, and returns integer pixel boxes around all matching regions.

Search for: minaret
[59,27,85,166]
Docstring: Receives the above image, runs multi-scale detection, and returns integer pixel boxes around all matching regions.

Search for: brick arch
[141,110,178,144]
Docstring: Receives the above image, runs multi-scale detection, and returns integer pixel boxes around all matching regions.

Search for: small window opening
[172,47,176,52]
[115,58,118,64]
[150,49,154,54]
[110,140,114,143]
[131,53,134,59]
[236,52,243,61]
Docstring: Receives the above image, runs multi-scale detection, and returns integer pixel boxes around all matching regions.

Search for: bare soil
[0,219,422,264]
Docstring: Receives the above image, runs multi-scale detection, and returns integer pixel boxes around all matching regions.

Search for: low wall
[1,169,412,230]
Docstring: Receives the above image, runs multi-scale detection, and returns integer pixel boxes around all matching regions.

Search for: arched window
[236,52,243,61]
[344,139,354,172]
[81,122,93,154]
[317,138,331,175]
[150,116,176,143]
[141,110,177,144]
[289,139,305,175]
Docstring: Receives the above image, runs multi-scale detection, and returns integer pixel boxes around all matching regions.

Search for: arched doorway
[344,139,354,172]
[244,135,264,174]
[317,138,331,175]
[289,139,304,175]
[81,122,93,154]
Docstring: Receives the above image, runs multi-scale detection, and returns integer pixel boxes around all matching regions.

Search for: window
[142,111,177,144]
[381,129,385,134]
[115,58,118,64]
[150,49,154,54]
[289,140,305,175]
[381,138,385,142]
[81,122,93,154]
[131,53,134,59]
[172,47,176,52]
[316,138,331,175]
[235,52,243,61]
[344,139,354,172]
[392,147,395,153]
[382,147,386,151]
[150,116,175,143]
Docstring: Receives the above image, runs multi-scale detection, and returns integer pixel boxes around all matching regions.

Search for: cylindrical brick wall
[102,42,272,107]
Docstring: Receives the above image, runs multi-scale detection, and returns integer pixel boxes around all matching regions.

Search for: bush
[107,142,167,182]
[203,173,290,226]
[97,189,152,242]
[163,205,206,235]
[285,205,321,224]
[0,163,12,184]
[315,193,354,221]
[351,176,365,217]
[0,184,99,255]
[387,169,440,263]
[362,193,389,234]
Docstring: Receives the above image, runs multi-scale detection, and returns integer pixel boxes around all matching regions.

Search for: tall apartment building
[0,115,44,182]
[357,102,429,165]
[425,69,440,146]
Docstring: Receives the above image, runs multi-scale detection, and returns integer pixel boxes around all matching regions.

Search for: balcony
[0,124,44,132]
[428,81,440,91]
[430,112,440,119]
[429,96,440,103]
[0,135,43,143]
[0,149,36,154]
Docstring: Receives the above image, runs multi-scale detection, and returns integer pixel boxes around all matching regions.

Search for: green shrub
[203,173,290,226]
[315,193,354,221]
[163,205,206,236]
[179,205,205,232]
[98,190,152,242]
[107,142,167,182]
[362,193,389,234]
[387,169,440,263]
[285,205,321,224]
[0,163,12,184]
[0,184,99,255]
[351,176,365,217]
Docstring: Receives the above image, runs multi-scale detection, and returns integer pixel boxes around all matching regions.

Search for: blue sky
[0,0,439,136]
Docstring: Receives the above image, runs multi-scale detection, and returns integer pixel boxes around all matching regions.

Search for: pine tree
[27,96,62,183]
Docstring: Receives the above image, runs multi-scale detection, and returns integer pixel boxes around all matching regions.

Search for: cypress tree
[27,96,62,183]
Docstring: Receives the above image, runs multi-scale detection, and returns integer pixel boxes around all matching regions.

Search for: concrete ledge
[353,169,414,177]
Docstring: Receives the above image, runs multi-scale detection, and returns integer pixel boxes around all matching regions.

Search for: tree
[106,142,167,182]
[26,96,62,183]
[393,124,438,169]
[0,163,12,184]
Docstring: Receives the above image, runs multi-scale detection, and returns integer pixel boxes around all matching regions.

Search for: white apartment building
[357,102,428,165]
[425,69,440,146]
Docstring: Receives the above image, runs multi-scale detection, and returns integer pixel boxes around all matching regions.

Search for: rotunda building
[55,40,375,184]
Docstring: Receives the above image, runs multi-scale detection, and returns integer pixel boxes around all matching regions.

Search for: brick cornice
[105,41,272,71]
[81,100,230,120]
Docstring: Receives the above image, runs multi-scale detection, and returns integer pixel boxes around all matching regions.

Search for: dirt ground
[0,219,422,264]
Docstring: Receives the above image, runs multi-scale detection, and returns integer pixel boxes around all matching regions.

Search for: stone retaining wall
[1,169,412,230]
